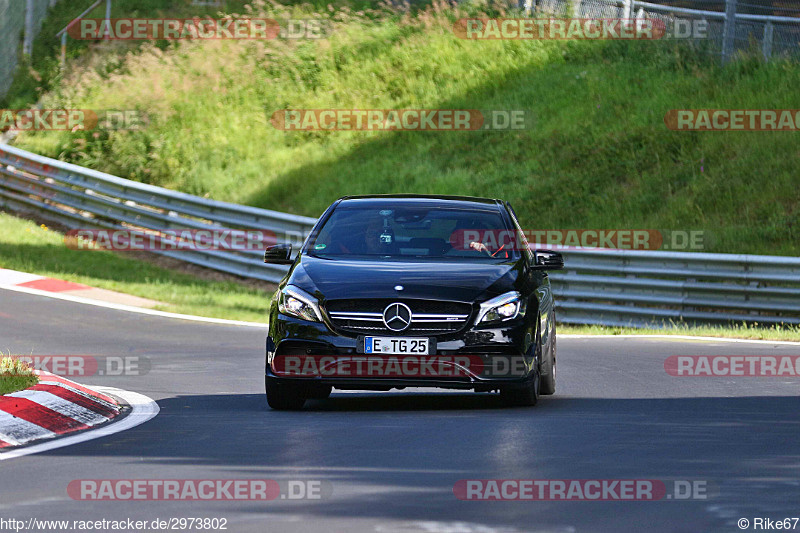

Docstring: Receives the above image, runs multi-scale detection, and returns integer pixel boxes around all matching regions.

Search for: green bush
[12,1,800,255]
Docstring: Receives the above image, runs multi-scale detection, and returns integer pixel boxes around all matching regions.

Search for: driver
[468,240,510,259]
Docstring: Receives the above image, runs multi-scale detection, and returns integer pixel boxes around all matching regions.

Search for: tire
[500,323,541,407]
[540,318,556,396]
[500,370,540,407]
[265,375,307,410]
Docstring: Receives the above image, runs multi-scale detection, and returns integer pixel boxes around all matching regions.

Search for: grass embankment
[10,1,800,255]
[1,0,253,109]
[0,213,271,322]
[0,356,38,395]
[559,324,800,342]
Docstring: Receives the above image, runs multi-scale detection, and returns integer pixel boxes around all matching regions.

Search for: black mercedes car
[263,195,563,409]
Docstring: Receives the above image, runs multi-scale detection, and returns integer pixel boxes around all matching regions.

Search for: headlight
[477,291,526,324]
[278,286,323,322]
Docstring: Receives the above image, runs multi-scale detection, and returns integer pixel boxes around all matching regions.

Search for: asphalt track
[1,288,799,533]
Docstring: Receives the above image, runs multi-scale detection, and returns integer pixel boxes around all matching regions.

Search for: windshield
[306,203,521,261]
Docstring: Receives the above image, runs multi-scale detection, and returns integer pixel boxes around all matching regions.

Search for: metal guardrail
[2,143,800,328]
[56,0,106,67]
[549,248,800,327]
[0,143,316,282]
[532,0,800,62]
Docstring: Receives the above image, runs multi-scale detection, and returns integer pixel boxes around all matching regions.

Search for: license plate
[364,336,429,355]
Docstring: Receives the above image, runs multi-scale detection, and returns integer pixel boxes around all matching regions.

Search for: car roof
[336,194,504,209]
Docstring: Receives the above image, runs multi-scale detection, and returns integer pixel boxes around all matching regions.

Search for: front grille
[325,299,473,337]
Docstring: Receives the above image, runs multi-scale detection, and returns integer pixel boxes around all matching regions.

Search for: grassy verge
[1,0,397,110]
[1,0,253,109]
[0,212,271,323]
[10,2,800,255]
[0,356,38,395]
[560,323,800,342]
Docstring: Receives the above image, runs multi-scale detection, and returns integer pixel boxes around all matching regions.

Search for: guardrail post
[572,0,582,17]
[762,21,774,61]
[23,0,35,56]
[622,0,632,20]
[523,0,536,16]
[635,7,645,34]
[721,0,737,64]
[104,0,112,40]
[60,33,67,68]
[56,0,107,70]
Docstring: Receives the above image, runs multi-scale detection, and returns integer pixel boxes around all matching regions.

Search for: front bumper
[266,313,537,391]
[265,364,535,392]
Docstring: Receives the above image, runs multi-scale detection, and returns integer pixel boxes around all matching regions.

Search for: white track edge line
[0,283,266,328]
[0,387,159,461]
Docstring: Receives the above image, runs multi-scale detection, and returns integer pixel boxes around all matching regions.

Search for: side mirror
[532,249,564,270]
[264,243,293,265]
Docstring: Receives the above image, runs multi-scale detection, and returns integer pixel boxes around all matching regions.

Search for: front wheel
[540,318,556,395]
[499,370,540,407]
[265,376,307,410]
[500,323,542,407]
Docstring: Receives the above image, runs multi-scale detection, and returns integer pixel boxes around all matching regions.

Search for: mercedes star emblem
[383,302,412,332]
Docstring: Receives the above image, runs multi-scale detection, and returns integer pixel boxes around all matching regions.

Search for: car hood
[288,255,519,302]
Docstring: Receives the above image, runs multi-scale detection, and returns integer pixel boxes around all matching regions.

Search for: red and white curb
[0,371,118,448]
[0,371,159,460]
[0,268,91,294]
[0,267,265,327]
[0,267,162,309]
